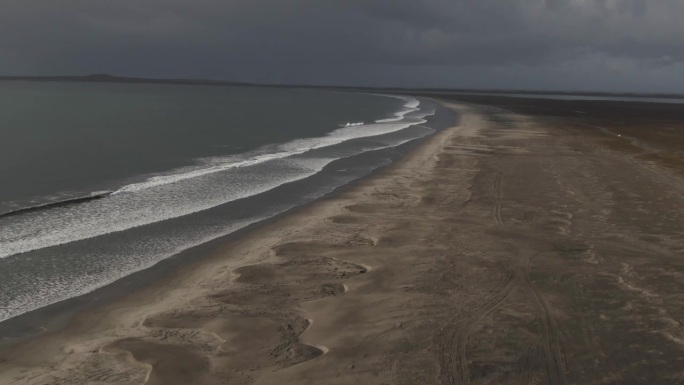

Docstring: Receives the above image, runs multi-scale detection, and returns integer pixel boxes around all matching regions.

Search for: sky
[1,0,683,92]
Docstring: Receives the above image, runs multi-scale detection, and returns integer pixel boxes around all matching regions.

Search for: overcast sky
[1,0,683,92]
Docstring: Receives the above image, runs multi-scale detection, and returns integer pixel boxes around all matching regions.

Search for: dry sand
[1,100,684,384]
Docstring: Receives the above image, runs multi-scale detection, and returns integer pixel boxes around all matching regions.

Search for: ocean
[0,81,440,325]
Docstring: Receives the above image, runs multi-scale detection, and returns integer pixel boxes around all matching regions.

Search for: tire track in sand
[521,271,567,385]
[493,156,504,225]
[512,239,566,384]
[489,132,565,384]
[440,273,519,384]
[440,152,511,384]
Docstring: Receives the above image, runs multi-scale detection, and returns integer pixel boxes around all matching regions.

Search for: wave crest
[342,122,364,127]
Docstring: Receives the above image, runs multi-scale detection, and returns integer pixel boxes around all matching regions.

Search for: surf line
[0,192,113,219]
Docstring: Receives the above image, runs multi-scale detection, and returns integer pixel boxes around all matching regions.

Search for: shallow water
[0,82,436,323]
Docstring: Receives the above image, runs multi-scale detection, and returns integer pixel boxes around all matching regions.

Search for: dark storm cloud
[1,0,683,92]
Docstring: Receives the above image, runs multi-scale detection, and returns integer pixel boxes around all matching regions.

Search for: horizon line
[1,73,683,99]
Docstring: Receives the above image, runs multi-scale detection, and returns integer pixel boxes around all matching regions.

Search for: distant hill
[1,74,683,100]
[0,74,254,87]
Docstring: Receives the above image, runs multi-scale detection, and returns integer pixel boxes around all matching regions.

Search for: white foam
[0,125,436,323]
[113,97,425,195]
[0,97,434,260]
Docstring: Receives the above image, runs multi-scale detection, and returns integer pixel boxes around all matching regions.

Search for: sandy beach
[2,98,684,384]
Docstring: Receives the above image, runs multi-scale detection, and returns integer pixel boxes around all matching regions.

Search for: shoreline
[3,97,684,384]
[0,97,455,352]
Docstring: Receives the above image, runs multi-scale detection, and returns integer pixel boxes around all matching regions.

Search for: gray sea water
[0,81,437,324]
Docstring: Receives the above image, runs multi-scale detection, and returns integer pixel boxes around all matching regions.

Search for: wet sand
[1,98,684,384]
